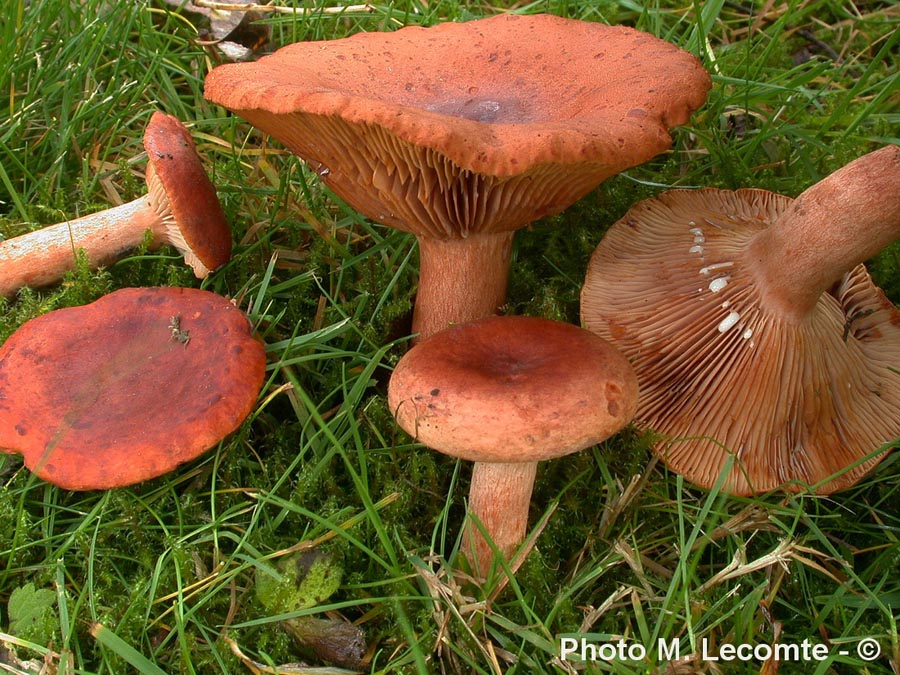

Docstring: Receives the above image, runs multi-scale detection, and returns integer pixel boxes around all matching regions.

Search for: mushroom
[580,145,900,495]
[387,315,638,576]
[0,286,266,490]
[204,14,711,339]
[0,112,232,297]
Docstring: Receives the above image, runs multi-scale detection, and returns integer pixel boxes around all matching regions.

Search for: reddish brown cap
[0,287,266,490]
[143,112,232,277]
[388,315,638,462]
[581,148,900,494]
[205,14,710,240]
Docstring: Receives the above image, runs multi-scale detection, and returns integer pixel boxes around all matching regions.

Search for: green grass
[1,0,899,673]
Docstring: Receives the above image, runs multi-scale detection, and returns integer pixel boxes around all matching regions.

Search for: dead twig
[192,0,373,15]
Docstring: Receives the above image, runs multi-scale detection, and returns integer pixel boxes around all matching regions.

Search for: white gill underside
[146,163,211,277]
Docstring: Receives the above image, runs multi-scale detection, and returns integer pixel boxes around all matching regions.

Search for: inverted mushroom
[388,315,638,576]
[0,112,232,297]
[204,13,711,339]
[0,286,266,490]
[581,145,900,495]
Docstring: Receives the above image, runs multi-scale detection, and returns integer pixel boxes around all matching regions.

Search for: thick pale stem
[746,145,900,321]
[412,231,514,341]
[462,460,538,578]
[0,197,165,296]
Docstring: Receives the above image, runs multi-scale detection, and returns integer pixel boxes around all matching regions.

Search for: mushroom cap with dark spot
[580,188,900,494]
[387,315,638,463]
[0,287,266,490]
[204,14,710,239]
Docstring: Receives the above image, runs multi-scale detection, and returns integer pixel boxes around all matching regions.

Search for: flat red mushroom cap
[0,287,266,490]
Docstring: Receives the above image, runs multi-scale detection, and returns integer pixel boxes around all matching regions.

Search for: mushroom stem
[462,460,538,577]
[747,145,900,321]
[412,231,514,340]
[0,197,165,296]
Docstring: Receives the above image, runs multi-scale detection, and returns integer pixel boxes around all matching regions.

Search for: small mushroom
[0,112,232,297]
[204,14,710,339]
[388,315,638,576]
[581,145,900,495]
[0,286,266,490]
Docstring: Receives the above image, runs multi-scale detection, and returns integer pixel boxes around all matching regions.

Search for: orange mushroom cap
[388,315,638,463]
[143,112,232,276]
[581,147,900,495]
[0,287,266,490]
[204,13,711,240]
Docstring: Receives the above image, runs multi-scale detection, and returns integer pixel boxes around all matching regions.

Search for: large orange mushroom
[0,287,266,490]
[205,13,710,339]
[0,113,232,297]
[581,146,900,495]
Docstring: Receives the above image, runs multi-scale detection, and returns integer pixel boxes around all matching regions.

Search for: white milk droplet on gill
[709,277,729,293]
[700,261,735,276]
[717,311,741,333]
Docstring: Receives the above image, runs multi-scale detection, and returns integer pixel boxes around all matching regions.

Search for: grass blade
[90,623,170,675]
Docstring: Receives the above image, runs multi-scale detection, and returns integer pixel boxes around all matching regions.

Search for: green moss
[870,240,900,303]
[255,549,343,615]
